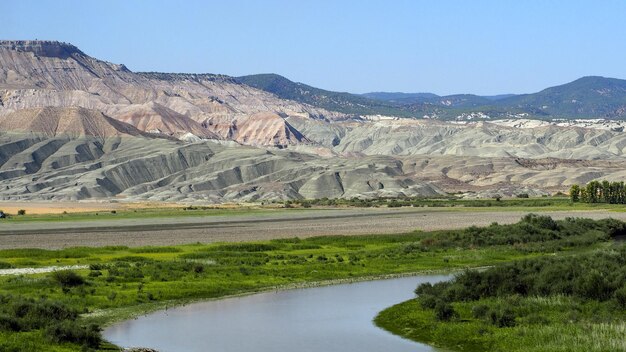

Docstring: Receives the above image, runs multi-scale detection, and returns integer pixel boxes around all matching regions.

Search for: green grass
[0,215,621,351]
[376,295,626,352]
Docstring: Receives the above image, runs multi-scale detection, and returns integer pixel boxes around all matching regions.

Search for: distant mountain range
[238,74,626,120]
[362,92,515,105]
[235,74,416,118]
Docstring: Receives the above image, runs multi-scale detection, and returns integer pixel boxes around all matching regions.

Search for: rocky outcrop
[0,40,89,60]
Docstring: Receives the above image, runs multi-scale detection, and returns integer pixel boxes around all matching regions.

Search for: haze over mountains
[2,40,626,202]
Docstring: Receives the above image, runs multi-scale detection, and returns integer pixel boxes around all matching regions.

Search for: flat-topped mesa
[0,40,129,72]
[0,40,84,59]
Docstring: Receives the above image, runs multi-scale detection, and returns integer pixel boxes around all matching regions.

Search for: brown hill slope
[0,106,146,138]
[114,102,221,139]
[0,40,341,146]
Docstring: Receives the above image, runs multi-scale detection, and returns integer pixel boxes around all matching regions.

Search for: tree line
[570,180,626,204]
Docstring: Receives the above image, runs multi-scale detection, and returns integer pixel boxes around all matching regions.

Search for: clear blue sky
[2,0,625,95]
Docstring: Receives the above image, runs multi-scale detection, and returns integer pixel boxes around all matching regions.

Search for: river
[104,275,450,351]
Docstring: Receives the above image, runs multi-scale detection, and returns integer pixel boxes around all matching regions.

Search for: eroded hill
[1,40,626,202]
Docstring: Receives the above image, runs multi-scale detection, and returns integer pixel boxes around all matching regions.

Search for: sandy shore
[0,208,624,249]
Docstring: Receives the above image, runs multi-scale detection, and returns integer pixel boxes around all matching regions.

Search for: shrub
[488,307,516,327]
[573,270,613,301]
[192,264,204,273]
[614,286,626,308]
[17,209,26,216]
[88,263,105,271]
[45,321,102,348]
[419,295,438,309]
[6,298,78,330]
[388,201,403,208]
[434,301,458,321]
[472,304,490,319]
[51,270,85,288]
[0,314,19,331]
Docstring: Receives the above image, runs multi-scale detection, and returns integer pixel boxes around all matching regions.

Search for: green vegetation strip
[0,214,622,351]
[2,196,625,224]
[376,215,626,352]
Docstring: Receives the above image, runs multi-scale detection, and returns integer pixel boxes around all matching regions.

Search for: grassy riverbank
[0,214,622,351]
[376,217,626,352]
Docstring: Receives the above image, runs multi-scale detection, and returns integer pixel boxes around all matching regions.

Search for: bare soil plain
[1,207,625,249]
[0,201,125,214]
[0,200,189,214]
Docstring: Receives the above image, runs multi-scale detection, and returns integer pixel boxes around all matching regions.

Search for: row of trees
[570,180,626,204]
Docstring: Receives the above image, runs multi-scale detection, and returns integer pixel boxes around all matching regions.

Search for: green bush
[472,304,490,318]
[0,314,19,331]
[434,301,458,321]
[388,200,404,208]
[614,286,626,308]
[88,263,105,271]
[413,215,623,252]
[45,321,101,348]
[51,270,85,288]
[432,249,626,302]
[488,307,516,327]
[419,295,438,309]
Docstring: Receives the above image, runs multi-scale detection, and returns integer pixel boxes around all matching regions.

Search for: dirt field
[0,201,186,214]
[1,208,625,249]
